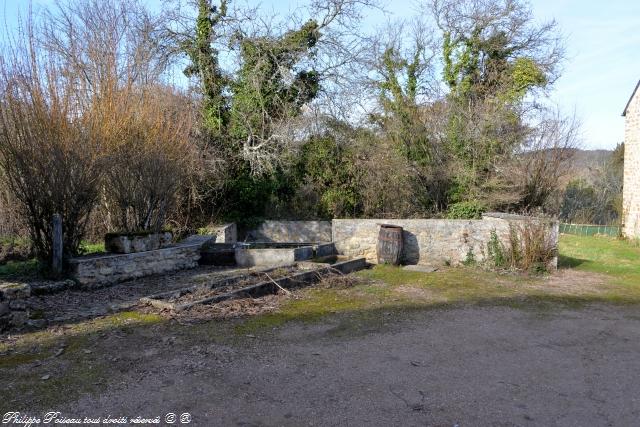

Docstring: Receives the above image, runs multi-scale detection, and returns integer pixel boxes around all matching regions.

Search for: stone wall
[0,282,30,331]
[215,223,237,243]
[248,220,332,243]
[623,82,640,237]
[68,242,204,288]
[332,213,559,268]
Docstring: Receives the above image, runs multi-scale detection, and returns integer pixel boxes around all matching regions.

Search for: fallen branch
[264,272,292,295]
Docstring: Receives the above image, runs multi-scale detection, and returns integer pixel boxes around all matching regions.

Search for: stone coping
[67,241,205,264]
[483,212,557,222]
[332,213,557,222]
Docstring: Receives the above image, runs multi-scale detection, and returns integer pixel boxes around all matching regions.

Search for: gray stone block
[9,300,27,310]
[0,282,31,300]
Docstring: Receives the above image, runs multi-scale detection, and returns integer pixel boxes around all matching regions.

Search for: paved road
[67,305,640,426]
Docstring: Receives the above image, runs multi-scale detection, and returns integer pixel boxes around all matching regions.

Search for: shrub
[487,230,507,268]
[446,201,487,219]
[462,248,476,266]
[486,221,556,273]
[517,220,557,272]
[100,87,195,232]
[0,236,32,265]
[0,55,104,262]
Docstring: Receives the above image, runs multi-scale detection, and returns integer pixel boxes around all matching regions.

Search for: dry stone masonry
[214,223,237,243]
[248,220,332,243]
[332,213,559,268]
[105,231,173,254]
[623,80,640,238]
[0,282,30,331]
[65,214,557,288]
[68,241,207,288]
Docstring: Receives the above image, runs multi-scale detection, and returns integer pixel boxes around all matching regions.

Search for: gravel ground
[42,304,640,426]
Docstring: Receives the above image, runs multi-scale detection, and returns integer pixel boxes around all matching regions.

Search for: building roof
[623,80,640,117]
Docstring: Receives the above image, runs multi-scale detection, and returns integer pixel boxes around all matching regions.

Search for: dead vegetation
[145,272,368,324]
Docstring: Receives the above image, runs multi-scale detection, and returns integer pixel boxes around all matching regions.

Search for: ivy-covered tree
[366,24,454,212]
[373,43,429,161]
[229,20,321,173]
[183,0,229,144]
[437,0,558,104]
[181,2,325,223]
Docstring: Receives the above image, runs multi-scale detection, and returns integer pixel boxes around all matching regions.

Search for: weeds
[487,220,556,273]
[462,248,476,266]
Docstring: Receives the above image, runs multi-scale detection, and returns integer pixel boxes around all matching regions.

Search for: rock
[0,282,31,300]
[402,265,438,273]
[9,300,27,310]
[41,374,50,380]
[10,311,28,326]
[0,302,10,316]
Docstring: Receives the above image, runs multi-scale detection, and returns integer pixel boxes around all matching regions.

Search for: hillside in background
[564,148,615,186]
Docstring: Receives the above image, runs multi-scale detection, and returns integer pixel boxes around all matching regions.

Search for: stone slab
[234,246,314,268]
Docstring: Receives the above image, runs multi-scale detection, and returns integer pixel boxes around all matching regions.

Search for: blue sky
[2,0,639,150]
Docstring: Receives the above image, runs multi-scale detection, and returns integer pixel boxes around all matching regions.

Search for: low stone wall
[0,282,30,331]
[332,214,559,268]
[248,220,332,243]
[105,231,173,254]
[68,241,205,288]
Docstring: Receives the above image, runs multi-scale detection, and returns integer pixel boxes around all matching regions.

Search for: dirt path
[5,304,640,426]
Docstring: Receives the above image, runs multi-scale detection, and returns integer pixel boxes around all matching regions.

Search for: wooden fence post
[52,214,63,277]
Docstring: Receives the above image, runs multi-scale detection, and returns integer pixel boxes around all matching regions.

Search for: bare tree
[100,85,196,232]
[501,109,580,212]
[0,40,104,261]
[39,0,175,105]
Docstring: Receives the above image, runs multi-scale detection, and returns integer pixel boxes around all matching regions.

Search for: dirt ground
[4,302,640,426]
[25,265,277,324]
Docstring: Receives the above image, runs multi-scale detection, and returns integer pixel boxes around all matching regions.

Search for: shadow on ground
[558,254,588,269]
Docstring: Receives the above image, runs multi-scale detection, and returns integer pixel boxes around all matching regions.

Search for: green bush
[487,230,507,268]
[446,201,486,219]
[0,259,41,279]
[0,236,32,264]
[462,248,476,266]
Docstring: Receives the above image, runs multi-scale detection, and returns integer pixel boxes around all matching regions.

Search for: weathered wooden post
[52,214,63,277]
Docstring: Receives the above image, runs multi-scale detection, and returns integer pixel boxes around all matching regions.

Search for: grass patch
[559,235,640,282]
[0,241,103,279]
[0,351,50,369]
[0,311,164,355]
[237,287,373,334]
[0,258,41,279]
[238,267,531,333]
[79,241,105,255]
